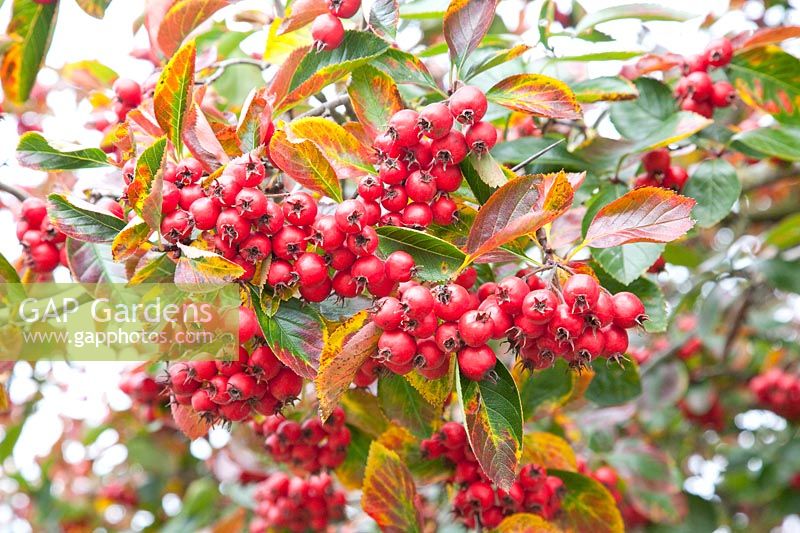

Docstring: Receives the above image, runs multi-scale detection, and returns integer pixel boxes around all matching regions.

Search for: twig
[511,138,566,173]
[197,58,271,85]
[296,94,351,119]
[0,181,30,201]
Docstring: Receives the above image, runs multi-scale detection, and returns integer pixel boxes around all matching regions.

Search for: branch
[0,181,30,201]
[296,95,351,119]
[197,58,271,85]
[511,138,565,173]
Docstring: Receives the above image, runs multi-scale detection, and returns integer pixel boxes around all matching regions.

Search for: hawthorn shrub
[1,1,799,532]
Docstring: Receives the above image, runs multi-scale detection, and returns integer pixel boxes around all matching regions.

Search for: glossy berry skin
[416,339,447,369]
[357,175,383,201]
[311,215,346,251]
[268,259,296,289]
[521,289,558,324]
[705,37,733,67]
[351,255,385,286]
[662,165,689,191]
[602,325,629,358]
[230,154,266,187]
[332,271,359,298]
[384,251,416,282]
[465,121,498,154]
[300,277,332,302]
[642,148,670,175]
[379,157,409,185]
[405,171,437,203]
[449,85,488,124]
[311,14,345,51]
[235,188,267,220]
[435,321,462,353]
[326,0,360,18]
[293,252,329,287]
[371,297,405,330]
[612,292,647,328]
[457,345,496,381]
[418,102,454,139]
[270,368,304,402]
[161,182,181,214]
[458,310,494,347]
[573,330,606,364]
[711,81,735,108]
[240,234,271,263]
[547,304,584,342]
[216,209,250,245]
[402,202,433,229]
[402,285,435,319]
[681,97,713,118]
[378,330,417,366]
[272,226,307,259]
[430,130,469,167]
[345,226,379,256]
[433,283,472,322]
[563,274,600,312]
[387,109,421,147]
[403,311,437,339]
[335,199,367,233]
[239,306,260,343]
[161,210,193,243]
[685,71,713,102]
[188,196,220,230]
[113,78,142,107]
[494,276,530,316]
[283,192,318,227]
[250,346,282,381]
[21,197,48,227]
[28,242,60,273]
[381,185,408,212]
[175,158,204,187]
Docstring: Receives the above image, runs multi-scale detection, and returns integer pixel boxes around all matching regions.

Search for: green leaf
[456,362,523,491]
[174,244,245,285]
[47,193,126,243]
[592,261,667,333]
[460,155,496,205]
[519,358,574,418]
[465,153,508,189]
[378,373,437,439]
[592,243,665,285]
[268,130,343,202]
[16,132,110,170]
[683,158,741,227]
[0,423,23,463]
[370,48,441,92]
[65,239,127,284]
[461,44,529,81]
[576,3,693,33]
[729,46,800,125]
[443,0,498,72]
[550,470,625,533]
[74,0,112,18]
[375,226,466,282]
[348,64,405,139]
[765,213,800,250]
[572,76,639,103]
[399,0,448,18]
[251,291,324,379]
[367,0,399,39]
[731,126,800,162]
[586,359,642,406]
[1,0,58,103]
[552,50,644,62]
[610,77,676,138]
[276,31,390,114]
[0,253,25,305]
[128,137,167,229]
[362,441,423,533]
[758,258,800,293]
[154,39,196,154]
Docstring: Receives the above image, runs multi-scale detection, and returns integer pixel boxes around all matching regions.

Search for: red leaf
[157,0,230,57]
[171,402,211,440]
[278,0,329,34]
[266,45,309,109]
[443,0,499,70]
[144,0,174,57]
[584,187,696,248]
[487,74,583,120]
[736,25,800,51]
[362,441,424,532]
[183,101,229,171]
[465,171,575,261]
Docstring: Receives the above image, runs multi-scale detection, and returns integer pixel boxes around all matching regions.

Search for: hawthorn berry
[449,85,488,125]
[311,14,345,51]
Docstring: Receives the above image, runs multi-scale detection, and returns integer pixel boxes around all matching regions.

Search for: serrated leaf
[340,389,390,438]
[1,0,57,103]
[156,0,230,56]
[66,239,127,284]
[236,87,273,153]
[487,74,582,120]
[375,226,466,282]
[128,253,176,285]
[522,431,578,471]
[74,0,111,18]
[551,470,625,533]
[592,243,664,285]
[592,261,667,333]
[583,187,695,248]
[457,362,523,491]
[278,0,328,34]
[585,359,642,406]
[362,441,423,533]
[171,403,211,439]
[286,117,374,179]
[47,194,126,243]
[316,311,375,419]
[575,3,692,33]
[404,357,455,407]
[348,64,405,140]
[573,76,638,103]
[729,46,800,125]
[370,48,441,92]
[495,513,560,532]
[111,217,152,261]
[443,0,498,71]
[154,39,196,153]
[16,132,110,170]
[465,171,575,262]
[683,158,740,228]
[378,373,437,439]
[269,130,343,202]
[274,31,390,115]
[128,137,167,226]
[252,293,324,379]
[175,243,245,284]
[367,0,399,38]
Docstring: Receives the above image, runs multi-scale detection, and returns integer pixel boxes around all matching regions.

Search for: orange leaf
[348,65,405,140]
[174,243,245,285]
[584,187,696,248]
[465,171,575,261]
[157,0,230,57]
[737,25,800,52]
[488,74,583,120]
[111,217,152,261]
[0,1,57,104]
[362,441,424,533]
[266,45,309,108]
[171,402,211,439]
[278,0,329,34]
[286,117,375,180]
[443,0,499,71]
[154,39,196,153]
[495,513,560,532]
[269,130,343,202]
[316,315,378,420]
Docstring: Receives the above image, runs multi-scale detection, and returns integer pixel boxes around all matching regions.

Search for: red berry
[28,241,60,273]
[271,226,308,259]
[403,311,437,338]
[547,304,584,342]
[191,389,217,414]
[374,132,403,160]
[458,310,494,347]
[415,339,447,369]
[239,234,271,263]
[662,165,689,191]
[418,102,454,140]
[705,37,733,68]
[230,154,266,188]
[227,372,257,400]
[405,171,437,203]
[209,174,242,206]
[521,289,558,324]
[311,14,345,51]
[345,225,379,256]
[21,197,48,227]
[178,184,204,212]
[189,196,221,230]
[235,187,268,220]
[326,0,360,18]
[431,164,463,192]
[439,421,467,449]
[642,148,670,175]
[327,247,356,271]
[269,368,304,402]
[381,184,408,212]
[379,157,409,185]
[371,296,405,330]
[404,138,433,170]
[494,276,530,316]
[332,270,359,298]
[431,196,458,225]
[435,321,462,353]
[458,345,496,381]
[351,255,385,286]
[611,292,647,328]
[268,258,297,289]
[161,209,193,243]
[433,283,472,321]
[682,54,709,75]
[402,285,435,319]
[384,251,416,282]
[465,121,497,154]
[387,109,421,148]
[585,290,614,329]
[455,267,477,289]
[711,81,735,108]
[299,276,332,302]
[293,252,329,287]
[357,175,384,201]
[335,199,367,233]
[449,85,488,125]
[378,330,417,366]
[430,130,469,167]
[360,199,381,226]
[573,330,606,365]
[401,202,433,229]
[681,97,713,118]
[602,325,629,358]
[562,273,600,313]
[257,200,285,235]
[283,192,317,227]
[685,71,713,102]
[113,78,142,108]
[174,158,204,187]
[239,306,261,343]
[216,208,250,245]
[310,215,345,251]
[250,346,282,381]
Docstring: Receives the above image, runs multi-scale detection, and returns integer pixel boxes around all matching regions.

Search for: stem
[197,58,271,85]
[296,94,351,119]
[0,181,30,201]
[511,138,565,174]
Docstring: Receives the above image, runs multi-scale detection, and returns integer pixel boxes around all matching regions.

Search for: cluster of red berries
[675,38,735,118]
[421,422,564,528]
[578,461,648,529]
[252,408,350,473]
[371,268,646,382]
[119,367,168,423]
[749,368,800,421]
[97,482,139,508]
[250,472,346,533]
[310,0,360,51]
[166,307,303,423]
[366,85,497,229]
[633,148,689,192]
[16,197,67,275]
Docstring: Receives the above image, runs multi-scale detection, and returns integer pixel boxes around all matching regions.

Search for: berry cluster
[367,85,497,229]
[311,0,360,51]
[119,367,168,423]
[250,472,346,533]
[749,368,800,421]
[633,148,689,192]
[253,408,350,473]
[16,197,67,275]
[421,422,564,528]
[371,269,646,382]
[167,307,303,423]
[579,461,649,529]
[675,38,735,118]
[97,482,139,508]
